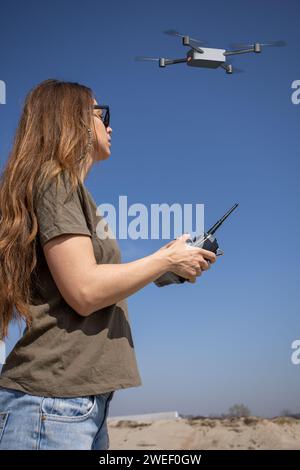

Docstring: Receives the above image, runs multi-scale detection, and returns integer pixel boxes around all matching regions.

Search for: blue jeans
[0,386,114,450]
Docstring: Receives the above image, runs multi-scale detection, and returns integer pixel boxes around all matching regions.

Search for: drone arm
[160,58,188,67]
[167,58,188,64]
[224,47,258,56]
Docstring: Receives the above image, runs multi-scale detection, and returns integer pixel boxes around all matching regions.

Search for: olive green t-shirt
[0,171,142,397]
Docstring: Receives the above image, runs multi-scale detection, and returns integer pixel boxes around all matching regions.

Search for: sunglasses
[93,105,110,128]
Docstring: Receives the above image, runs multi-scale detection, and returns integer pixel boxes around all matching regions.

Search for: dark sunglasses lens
[104,110,109,127]
[94,106,109,127]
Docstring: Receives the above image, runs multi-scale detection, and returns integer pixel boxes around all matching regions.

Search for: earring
[87,128,93,150]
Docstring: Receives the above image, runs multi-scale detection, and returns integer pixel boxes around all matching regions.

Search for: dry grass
[272,417,298,425]
[243,416,260,426]
[113,420,152,429]
[186,418,217,427]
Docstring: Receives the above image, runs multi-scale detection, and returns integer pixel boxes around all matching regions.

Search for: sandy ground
[108,417,300,450]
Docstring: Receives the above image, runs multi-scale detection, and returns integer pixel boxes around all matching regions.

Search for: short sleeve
[34,174,92,248]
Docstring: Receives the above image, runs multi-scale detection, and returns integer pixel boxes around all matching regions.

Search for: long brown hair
[0,79,98,339]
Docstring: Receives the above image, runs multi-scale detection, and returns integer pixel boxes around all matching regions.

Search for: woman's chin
[96,150,111,161]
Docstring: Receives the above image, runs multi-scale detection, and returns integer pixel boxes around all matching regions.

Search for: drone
[135,30,286,74]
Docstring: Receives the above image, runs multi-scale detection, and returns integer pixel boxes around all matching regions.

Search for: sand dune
[108,417,300,450]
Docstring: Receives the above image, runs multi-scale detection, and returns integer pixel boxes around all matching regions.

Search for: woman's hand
[159,233,217,283]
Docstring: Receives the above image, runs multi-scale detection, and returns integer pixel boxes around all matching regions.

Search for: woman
[0,79,216,450]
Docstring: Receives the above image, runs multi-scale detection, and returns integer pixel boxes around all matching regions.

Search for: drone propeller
[134,56,182,67]
[258,40,286,47]
[221,62,244,74]
[229,40,286,49]
[231,66,244,74]
[226,58,244,74]
[163,29,209,46]
[134,56,161,62]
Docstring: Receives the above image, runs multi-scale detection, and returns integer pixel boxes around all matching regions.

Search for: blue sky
[0,0,300,418]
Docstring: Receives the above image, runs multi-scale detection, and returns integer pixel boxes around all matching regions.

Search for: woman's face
[92,98,112,161]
